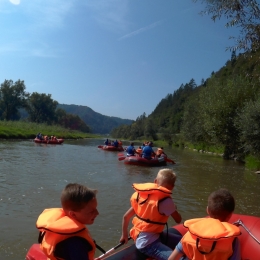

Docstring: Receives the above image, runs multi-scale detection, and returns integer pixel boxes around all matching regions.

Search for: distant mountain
[57,104,133,134]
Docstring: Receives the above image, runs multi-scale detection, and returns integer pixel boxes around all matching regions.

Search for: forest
[111,0,260,168]
[111,50,260,166]
[0,80,91,133]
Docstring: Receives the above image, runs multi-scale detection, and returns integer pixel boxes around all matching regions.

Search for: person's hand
[119,234,129,245]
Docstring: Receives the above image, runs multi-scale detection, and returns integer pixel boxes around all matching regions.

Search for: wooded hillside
[111,50,260,162]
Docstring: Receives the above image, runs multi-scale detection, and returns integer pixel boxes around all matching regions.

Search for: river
[0,139,259,259]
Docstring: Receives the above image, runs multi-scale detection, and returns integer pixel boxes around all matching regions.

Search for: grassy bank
[0,121,101,139]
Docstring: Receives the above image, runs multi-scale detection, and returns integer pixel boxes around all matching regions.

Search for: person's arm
[119,207,135,244]
[171,209,182,223]
[228,237,241,260]
[168,248,183,260]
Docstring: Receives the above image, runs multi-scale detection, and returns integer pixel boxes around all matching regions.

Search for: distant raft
[34,138,64,144]
[123,155,168,167]
[98,145,124,151]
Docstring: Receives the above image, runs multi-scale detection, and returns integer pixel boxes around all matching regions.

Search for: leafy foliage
[0,80,28,120]
[236,95,260,157]
[26,92,58,124]
[194,0,260,52]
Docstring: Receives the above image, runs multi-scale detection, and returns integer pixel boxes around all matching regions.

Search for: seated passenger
[104,139,109,145]
[36,183,99,260]
[142,141,155,160]
[113,140,119,147]
[126,142,136,157]
[168,189,241,260]
[135,146,143,157]
[156,147,166,158]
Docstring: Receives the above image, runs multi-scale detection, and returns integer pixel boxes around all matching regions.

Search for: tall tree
[0,79,28,120]
[194,0,260,52]
[26,92,58,124]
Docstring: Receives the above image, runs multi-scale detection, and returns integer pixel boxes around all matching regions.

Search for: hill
[57,104,133,134]
[111,50,260,163]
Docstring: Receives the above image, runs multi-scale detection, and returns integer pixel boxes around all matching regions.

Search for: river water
[0,139,259,259]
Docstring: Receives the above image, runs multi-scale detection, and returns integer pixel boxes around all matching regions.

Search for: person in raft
[126,142,136,157]
[142,141,156,160]
[113,139,119,147]
[168,188,241,260]
[120,168,182,260]
[36,183,99,260]
[156,147,167,158]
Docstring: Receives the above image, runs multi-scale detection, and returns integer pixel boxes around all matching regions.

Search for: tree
[56,108,91,132]
[194,0,260,52]
[0,79,28,120]
[26,92,58,124]
[236,95,260,157]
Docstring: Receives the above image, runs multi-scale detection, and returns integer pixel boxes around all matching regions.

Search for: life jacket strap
[196,238,217,254]
[38,231,45,243]
[135,214,166,225]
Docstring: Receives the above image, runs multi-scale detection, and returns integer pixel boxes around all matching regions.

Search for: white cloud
[84,0,130,32]
[118,20,163,40]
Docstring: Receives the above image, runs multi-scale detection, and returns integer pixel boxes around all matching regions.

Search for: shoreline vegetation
[0,121,101,140]
[2,121,259,172]
[133,138,260,173]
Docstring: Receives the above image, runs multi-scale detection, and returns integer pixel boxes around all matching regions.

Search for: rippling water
[0,139,259,259]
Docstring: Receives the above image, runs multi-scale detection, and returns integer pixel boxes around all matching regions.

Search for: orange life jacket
[36,208,96,260]
[156,148,164,156]
[136,148,143,155]
[130,183,172,241]
[181,218,241,260]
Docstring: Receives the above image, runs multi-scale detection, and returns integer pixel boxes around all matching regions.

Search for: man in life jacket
[168,189,241,260]
[126,142,136,157]
[142,141,156,160]
[36,183,99,260]
[120,168,182,260]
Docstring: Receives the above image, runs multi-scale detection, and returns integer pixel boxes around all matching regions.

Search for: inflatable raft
[98,145,124,151]
[26,213,260,260]
[34,138,64,144]
[123,155,167,166]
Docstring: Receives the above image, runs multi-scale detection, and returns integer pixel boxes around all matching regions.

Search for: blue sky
[0,0,238,120]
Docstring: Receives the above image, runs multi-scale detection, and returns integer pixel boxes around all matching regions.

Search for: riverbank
[0,121,101,139]
[125,138,260,172]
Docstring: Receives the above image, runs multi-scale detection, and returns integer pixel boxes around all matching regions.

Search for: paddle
[166,158,175,164]
[117,153,126,161]
[94,237,132,260]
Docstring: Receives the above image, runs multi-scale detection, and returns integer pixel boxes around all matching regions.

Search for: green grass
[0,121,101,139]
[245,155,260,171]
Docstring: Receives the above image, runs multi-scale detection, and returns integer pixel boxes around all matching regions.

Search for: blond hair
[156,168,176,190]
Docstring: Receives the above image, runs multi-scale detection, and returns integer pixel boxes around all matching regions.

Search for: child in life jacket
[168,188,241,260]
[36,183,99,260]
[120,168,182,260]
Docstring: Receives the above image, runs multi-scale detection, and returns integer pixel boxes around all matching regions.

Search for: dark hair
[130,142,134,146]
[208,189,235,221]
[61,183,97,212]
